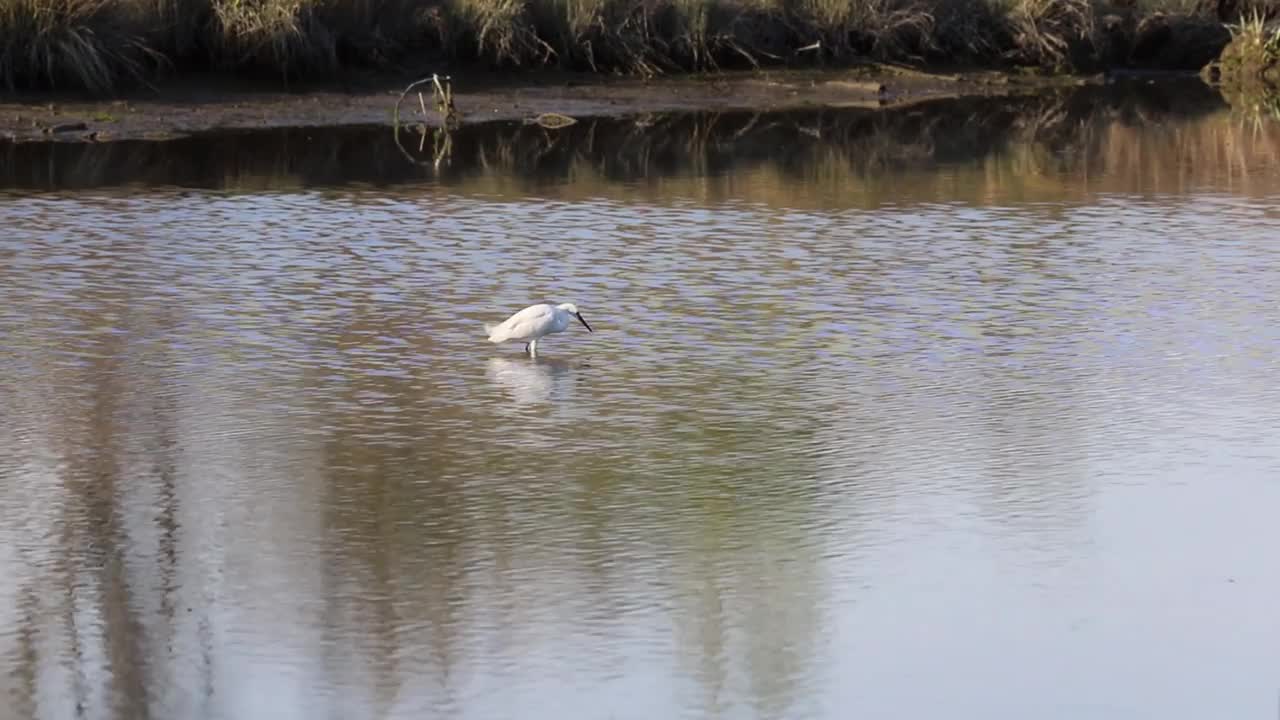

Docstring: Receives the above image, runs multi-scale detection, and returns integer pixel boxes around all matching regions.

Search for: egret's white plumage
[485,302,593,356]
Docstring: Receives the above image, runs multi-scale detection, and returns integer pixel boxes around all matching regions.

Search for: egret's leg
[529,339,539,358]
[524,342,530,354]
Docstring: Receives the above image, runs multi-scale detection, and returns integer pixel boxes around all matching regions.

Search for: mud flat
[0,66,1104,144]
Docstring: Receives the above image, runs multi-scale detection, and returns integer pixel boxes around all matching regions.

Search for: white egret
[484,302,593,357]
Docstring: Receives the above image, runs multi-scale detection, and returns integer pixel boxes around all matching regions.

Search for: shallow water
[2,80,1280,720]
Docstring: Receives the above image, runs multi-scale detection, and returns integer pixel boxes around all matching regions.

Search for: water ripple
[2,145,1280,720]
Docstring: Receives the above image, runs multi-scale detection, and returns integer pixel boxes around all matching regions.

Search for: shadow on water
[0,77,1247,193]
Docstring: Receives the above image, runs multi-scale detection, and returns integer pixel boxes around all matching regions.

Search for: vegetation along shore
[1,0,1278,96]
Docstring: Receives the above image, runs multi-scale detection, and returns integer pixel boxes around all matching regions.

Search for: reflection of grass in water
[1103,105,1280,190]
[8,87,1278,710]
[5,84,1280,200]
[294,317,832,712]
[461,92,1280,201]
[1221,84,1280,127]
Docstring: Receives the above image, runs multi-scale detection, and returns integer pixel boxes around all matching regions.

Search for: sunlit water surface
[2,84,1280,720]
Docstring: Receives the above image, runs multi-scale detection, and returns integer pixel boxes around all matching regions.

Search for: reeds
[1220,9,1280,72]
[1002,0,1093,68]
[0,0,157,92]
[0,0,1255,93]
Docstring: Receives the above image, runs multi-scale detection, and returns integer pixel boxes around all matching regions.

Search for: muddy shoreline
[0,66,1129,144]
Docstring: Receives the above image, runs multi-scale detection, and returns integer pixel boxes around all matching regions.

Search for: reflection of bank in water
[0,77,1243,195]
[485,357,577,406]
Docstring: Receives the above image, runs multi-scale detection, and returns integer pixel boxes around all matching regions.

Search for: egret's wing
[489,304,554,341]
[502,305,554,338]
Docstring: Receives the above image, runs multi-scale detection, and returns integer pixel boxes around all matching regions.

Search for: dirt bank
[0,66,1104,144]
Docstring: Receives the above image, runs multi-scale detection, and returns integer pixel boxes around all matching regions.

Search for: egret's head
[557,303,593,332]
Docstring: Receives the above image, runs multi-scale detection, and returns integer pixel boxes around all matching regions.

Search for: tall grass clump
[931,0,1009,59]
[0,0,1256,92]
[1002,0,1093,67]
[141,0,213,58]
[1230,10,1280,61]
[0,0,156,92]
[211,0,334,74]
[449,0,546,64]
[524,0,748,74]
[790,0,938,60]
[1204,8,1280,88]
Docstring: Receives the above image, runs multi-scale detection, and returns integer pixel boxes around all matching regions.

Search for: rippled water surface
[2,82,1280,720]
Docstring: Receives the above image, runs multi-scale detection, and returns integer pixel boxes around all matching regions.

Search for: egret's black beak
[576,312,593,332]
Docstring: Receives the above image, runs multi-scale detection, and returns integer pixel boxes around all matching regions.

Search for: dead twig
[730,112,761,140]
[393,73,460,168]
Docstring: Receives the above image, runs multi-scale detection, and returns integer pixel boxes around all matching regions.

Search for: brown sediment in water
[0,67,1104,144]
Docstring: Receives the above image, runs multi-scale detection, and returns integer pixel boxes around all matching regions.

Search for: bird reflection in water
[485,356,578,405]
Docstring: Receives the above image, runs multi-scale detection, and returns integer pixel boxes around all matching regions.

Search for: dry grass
[1207,8,1280,89]
[0,0,158,92]
[1002,0,1093,67]
[214,0,319,72]
[0,0,1258,92]
[1230,8,1280,62]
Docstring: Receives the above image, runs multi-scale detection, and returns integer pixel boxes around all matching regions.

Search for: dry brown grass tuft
[1002,0,1094,67]
[450,0,550,64]
[1208,9,1280,86]
[794,0,939,60]
[212,0,333,73]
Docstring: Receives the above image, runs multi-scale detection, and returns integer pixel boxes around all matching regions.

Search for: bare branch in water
[393,73,459,169]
